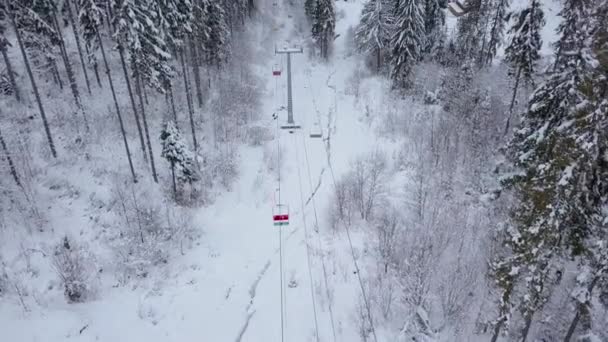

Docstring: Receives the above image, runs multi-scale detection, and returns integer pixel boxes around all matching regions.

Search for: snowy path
[1,1,382,341]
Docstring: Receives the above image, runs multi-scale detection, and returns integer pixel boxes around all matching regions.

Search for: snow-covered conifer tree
[203,0,229,67]
[503,0,544,127]
[389,0,425,87]
[311,0,335,60]
[481,0,510,66]
[422,0,445,56]
[355,0,393,72]
[80,0,137,182]
[496,0,606,339]
[161,120,199,197]
[305,0,315,21]
[0,7,20,101]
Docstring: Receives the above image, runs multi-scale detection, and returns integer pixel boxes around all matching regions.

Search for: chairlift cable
[292,132,321,342]
[274,56,286,342]
[304,68,379,342]
[300,130,338,342]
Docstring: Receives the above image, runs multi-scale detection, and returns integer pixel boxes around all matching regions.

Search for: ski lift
[272,204,290,227]
[309,121,322,138]
[447,0,469,17]
[272,64,282,76]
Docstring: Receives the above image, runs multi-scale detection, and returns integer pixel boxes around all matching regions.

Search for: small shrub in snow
[424,90,438,105]
[205,145,239,190]
[328,150,387,228]
[111,181,196,282]
[52,236,95,303]
[247,125,272,146]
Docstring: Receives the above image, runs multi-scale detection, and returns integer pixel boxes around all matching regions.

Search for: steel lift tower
[275,45,303,131]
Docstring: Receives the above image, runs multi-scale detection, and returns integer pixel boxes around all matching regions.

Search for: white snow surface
[0,0,381,341]
[0,1,565,341]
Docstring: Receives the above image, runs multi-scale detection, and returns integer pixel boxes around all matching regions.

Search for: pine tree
[305,0,315,21]
[503,0,544,131]
[109,0,148,164]
[311,0,335,60]
[79,0,137,182]
[389,0,425,87]
[452,0,488,63]
[481,0,509,66]
[78,0,104,88]
[48,0,89,130]
[496,0,604,339]
[422,0,445,56]
[154,0,199,151]
[552,0,592,70]
[0,6,20,101]
[113,0,175,183]
[160,120,199,197]
[65,0,92,94]
[113,0,173,93]
[191,0,210,106]
[355,0,393,72]
[12,0,62,84]
[5,0,57,157]
[203,0,229,67]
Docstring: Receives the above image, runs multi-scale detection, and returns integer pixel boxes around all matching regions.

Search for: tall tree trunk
[133,67,158,183]
[142,79,148,105]
[0,123,22,187]
[117,44,147,162]
[180,48,198,151]
[97,30,137,183]
[520,311,535,342]
[168,82,177,123]
[504,66,522,135]
[189,36,203,108]
[171,161,177,198]
[65,0,92,94]
[52,12,89,131]
[85,43,102,88]
[1,41,21,101]
[10,9,57,158]
[563,276,599,342]
[489,318,504,342]
[51,59,64,89]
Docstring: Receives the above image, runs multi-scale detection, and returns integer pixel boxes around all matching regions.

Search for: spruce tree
[161,120,198,197]
[503,0,544,131]
[355,0,393,72]
[552,0,592,70]
[389,0,425,87]
[422,0,445,56]
[5,0,57,157]
[203,0,229,67]
[311,0,335,60]
[79,0,137,182]
[305,0,315,21]
[481,0,509,66]
[0,7,20,101]
[77,0,104,88]
[496,0,604,339]
[452,0,488,63]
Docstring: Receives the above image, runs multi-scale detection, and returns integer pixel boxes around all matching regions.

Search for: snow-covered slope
[0,0,568,341]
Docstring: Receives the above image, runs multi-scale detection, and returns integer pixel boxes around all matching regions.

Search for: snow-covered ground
[0,0,381,341]
[1,0,565,341]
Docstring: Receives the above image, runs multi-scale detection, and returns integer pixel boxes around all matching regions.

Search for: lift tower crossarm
[275,45,303,130]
